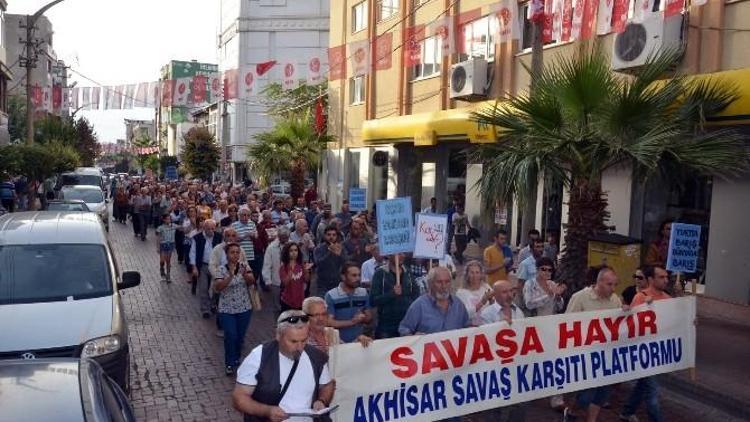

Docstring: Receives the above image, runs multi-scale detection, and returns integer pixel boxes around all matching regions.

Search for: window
[412,36,442,79]
[349,76,366,104]
[352,2,368,33]
[378,0,399,21]
[460,16,498,61]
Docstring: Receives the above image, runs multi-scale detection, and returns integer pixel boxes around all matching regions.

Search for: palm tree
[248,115,333,199]
[473,49,749,290]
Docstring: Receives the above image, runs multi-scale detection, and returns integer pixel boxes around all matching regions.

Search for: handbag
[249,285,263,311]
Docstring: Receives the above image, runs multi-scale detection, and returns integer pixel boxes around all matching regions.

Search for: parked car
[0,358,136,421]
[46,199,91,212]
[56,170,106,194]
[0,212,141,393]
[60,185,109,231]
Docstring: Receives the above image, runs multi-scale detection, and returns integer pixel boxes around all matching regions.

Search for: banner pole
[395,254,401,287]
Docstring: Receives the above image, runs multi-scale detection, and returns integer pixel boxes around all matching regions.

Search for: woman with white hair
[455,260,493,326]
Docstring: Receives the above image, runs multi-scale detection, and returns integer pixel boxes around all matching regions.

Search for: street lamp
[24,0,67,144]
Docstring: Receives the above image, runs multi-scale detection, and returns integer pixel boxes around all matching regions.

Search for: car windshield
[47,203,89,211]
[63,189,104,203]
[62,174,102,187]
[0,244,113,304]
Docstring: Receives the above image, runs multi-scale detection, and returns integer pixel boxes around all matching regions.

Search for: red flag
[580,0,599,40]
[160,80,174,107]
[543,0,554,43]
[256,61,276,77]
[314,98,325,135]
[223,69,239,100]
[328,45,347,81]
[307,57,323,84]
[403,24,425,67]
[349,39,370,76]
[52,85,62,111]
[562,0,574,41]
[375,32,393,70]
[665,0,684,17]
[611,0,629,33]
[192,75,208,103]
[530,0,546,23]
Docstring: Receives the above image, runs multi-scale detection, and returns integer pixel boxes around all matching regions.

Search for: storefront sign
[376,197,414,255]
[349,188,367,212]
[414,213,448,260]
[332,297,696,422]
[666,223,701,273]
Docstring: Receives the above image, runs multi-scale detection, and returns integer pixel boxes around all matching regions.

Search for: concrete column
[705,175,750,304]
[601,164,633,235]
[421,162,436,210]
[387,146,398,199]
[466,164,483,229]
[534,173,545,232]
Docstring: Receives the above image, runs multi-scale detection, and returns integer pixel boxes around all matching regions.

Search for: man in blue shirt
[325,261,371,343]
[399,266,469,336]
[0,177,16,213]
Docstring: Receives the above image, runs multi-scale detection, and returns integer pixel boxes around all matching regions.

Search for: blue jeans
[219,310,252,367]
[623,377,662,422]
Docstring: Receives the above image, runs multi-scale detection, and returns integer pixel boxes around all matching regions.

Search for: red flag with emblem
[374,32,393,70]
[223,69,238,100]
[256,61,276,77]
[403,25,425,67]
[349,39,370,77]
[579,0,599,40]
[611,0,629,32]
[161,80,174,107]
[665,0,684,17]
[328,45,347,81]
[192,75,208,104]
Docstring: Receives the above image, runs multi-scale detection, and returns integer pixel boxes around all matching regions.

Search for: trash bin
[588,233,641,295]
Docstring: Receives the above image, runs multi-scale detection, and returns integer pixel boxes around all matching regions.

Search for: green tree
[73,118,101,166]
[13,141,80,182]
[180,127,220,181]
[132,136,157,173]
[34,115,77,145]
[473,49,749,290]
[8,96,27,143]
[248,115,333,199]
[144,155,161,176]
[159,155,179,175]
[260,82,327,122]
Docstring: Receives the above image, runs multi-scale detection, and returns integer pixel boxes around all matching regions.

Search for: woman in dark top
[622,267,648,306]
[279,242,311,311]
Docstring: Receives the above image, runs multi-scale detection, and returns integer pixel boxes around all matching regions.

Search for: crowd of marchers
[3,173,679,422]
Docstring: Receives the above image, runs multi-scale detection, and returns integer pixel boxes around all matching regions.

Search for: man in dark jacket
[232,310,335,422]
[189,219,223,318]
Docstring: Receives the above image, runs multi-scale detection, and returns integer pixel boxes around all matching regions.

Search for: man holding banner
[369,254,420,339]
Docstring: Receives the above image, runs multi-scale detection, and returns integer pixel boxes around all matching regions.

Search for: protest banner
[349,188,367,212]
[414,213,448,260]
[376,197,414,256]
[666,223,701,273]
[332,296,696,422]
[165,166,178,181]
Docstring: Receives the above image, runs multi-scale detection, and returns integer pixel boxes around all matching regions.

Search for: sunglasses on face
[539,267,553,272]
[280,315,310,324]
[633,275,645,280]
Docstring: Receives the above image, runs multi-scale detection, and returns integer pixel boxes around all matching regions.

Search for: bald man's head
[493,280,515,307]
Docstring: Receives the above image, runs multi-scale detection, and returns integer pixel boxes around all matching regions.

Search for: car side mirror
[119,271,141,290]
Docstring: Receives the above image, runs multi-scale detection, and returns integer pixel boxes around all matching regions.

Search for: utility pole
[20,0,67,145]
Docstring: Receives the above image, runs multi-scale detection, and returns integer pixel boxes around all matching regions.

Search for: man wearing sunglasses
[233,310,335,422]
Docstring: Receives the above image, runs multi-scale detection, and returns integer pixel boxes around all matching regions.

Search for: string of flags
[31,0,707,115]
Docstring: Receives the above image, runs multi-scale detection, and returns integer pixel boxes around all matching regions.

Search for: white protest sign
[331,297,696,422]
[414,213,448,260]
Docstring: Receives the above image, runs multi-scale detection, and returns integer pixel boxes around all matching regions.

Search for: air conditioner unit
[449,57,488,100]
[612,12,684,72]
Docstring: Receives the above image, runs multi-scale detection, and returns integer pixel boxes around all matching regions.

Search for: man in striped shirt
[231,208,257,267]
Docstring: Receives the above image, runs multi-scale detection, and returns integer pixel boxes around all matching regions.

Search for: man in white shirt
[233,310,334,422]
[263,227,291,314]
[480,280,525,325]
[360,244,386,289]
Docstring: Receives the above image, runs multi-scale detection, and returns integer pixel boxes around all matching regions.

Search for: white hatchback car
[61,185,109,231]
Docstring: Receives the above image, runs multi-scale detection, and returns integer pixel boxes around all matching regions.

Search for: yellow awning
[362,101,498,146]
[361,67,750,145]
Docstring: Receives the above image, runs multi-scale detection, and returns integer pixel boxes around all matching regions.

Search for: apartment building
[326,0,750,304]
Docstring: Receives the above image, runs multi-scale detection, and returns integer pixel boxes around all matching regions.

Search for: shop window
[378,0,399,21]
[352,1,368,33]
[412,36,442,80]
[460,15,498,61]
[349,76,366,105]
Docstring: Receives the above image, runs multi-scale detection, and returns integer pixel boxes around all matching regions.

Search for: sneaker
[619,415,639,422]
[225,366,234,376]
[562,407,576,422]
[216,330,224,338]
[160,267,165,277]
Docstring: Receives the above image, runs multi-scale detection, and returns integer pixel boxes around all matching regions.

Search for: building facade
[156,60,218,157]
[327,0,750,304]
[218,0,330,182]
[124,118,155,149]
[0,1,10,145]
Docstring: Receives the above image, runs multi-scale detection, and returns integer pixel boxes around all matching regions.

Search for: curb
[661,373,750,420]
